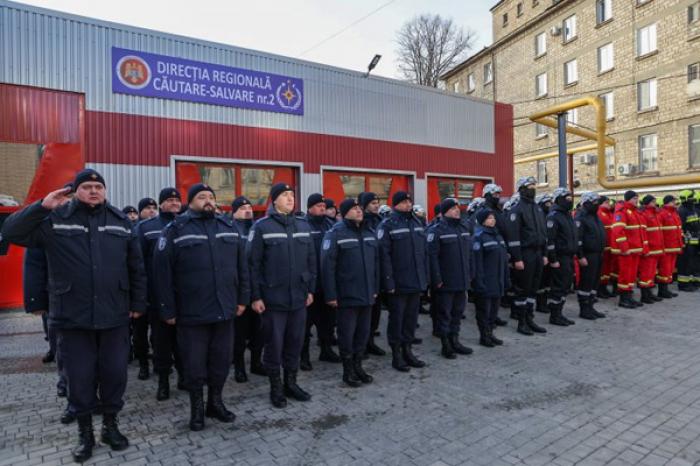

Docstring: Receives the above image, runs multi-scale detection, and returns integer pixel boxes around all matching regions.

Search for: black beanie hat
[73,168,105,189]
[158,187,181,205]
[138,197,157,212]
[187,183,215,204]
[663,195,675,205]
[231,196,251,213]
[392,191,412,207]
[624,190,638,201]
[433,203,441,216]
[339,198,359,217]
[324,198,336,209]
[269,183,294,203]
[475,208,494,225]
[307,193,325,210]
[641,194,656,206]
[122,205,137,215]
[358,192,379,209]
[440,198,459,215]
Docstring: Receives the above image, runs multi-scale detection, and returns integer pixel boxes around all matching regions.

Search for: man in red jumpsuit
[611,191,645,308]
[597,196,616,298]
[638,195,664,304]
[656,195,682,299]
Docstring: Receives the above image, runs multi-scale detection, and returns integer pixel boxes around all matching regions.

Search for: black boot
[640,288,655,304]
[597,284,612,299]
[156,372,170,401]
[177,372,186,391]
[493,316,508,327]
[268,373,287,408]
[516,308,533,336]
[489,327,503,346]
[42,350,55,363]
[284,370,311,401]
[578,299,597,320]
[57,385,67,398]
[300,341,312,371]
[558,304,575,325]
[137,359,150,380]
[188,389,205,431]
[525,309,547,333]
[611,280,619,296]
[401,344,426,368]
[250,348,267,376]
[366,336,386,356]
[678,281,696,292]
[618,291,636,309]
[440,336,456,359]
[549,304,570,326]
[391,344,410,372]
[233,351,248,383]
[101,413,129,451]
[341,356,362,387]
[588,297,606,318]
[658,283,677,298]
[649,287,663,301]
[535,293,549,313]
[353,353,373,384]
[450,334,473,355]
[72,415,95,463]
[60,406,76,425]
[478,323,495,347]
[629,291,643,307]
[319,342,342,363]
[206,386,236,423]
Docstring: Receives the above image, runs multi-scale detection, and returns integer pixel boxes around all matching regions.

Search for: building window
[452,81,460,93]
[597,43,614,73]
[600,92,614,120]
[689,63,700,82]
[563,15,577,42]
[537,160,548,184]
[535,32,547,57]
[688,2,699,23]
[636,23,657,56]
[535,72,548,97]
[517,2,524,16]
[467,73,475,92]
[637,78,658,110]
[566,108,578,125]
[535,123,548,138]
[484,62,493,84]
[690,125,700,168]
[596,0,613,24]
[503,13,509,26]
[639,134,658,172]
[564,59,578,85]
[605,146,615,176]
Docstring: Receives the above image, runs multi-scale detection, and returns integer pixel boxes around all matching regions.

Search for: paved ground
[2,291,700,466]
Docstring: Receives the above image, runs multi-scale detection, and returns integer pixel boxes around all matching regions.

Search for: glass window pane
[0,142,42,206]
[367,176,392,203]
[457,182,474,203]
[437,180,455,200]
[199,165,236,205]
[241,168,275,206]
[690,125,700,168]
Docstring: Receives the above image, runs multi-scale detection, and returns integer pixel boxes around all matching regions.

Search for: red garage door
[322,170,411,207]
[427,176,486,220]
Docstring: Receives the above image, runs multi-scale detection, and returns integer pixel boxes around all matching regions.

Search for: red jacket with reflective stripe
[657,205,683,254]
[640,205,663,255]
[597,206,614,252]
[611,201,645,255]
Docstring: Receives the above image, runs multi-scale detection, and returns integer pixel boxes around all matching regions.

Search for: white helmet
[580,191,600,204]
[552,187,572,201]
[378,204,391,217]
[515,176,537,191]
[482,183,503,196]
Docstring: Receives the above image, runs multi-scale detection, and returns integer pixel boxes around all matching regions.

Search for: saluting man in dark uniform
[321,198,379,387]
[2,169,147,463]
[377,191,429,372]
[358,191,387,357]
[154,183,249,431]
[134,187,184,401]
[247,183,317,408]
[230,195,266,383]
[302,193,340,370]
[427,198,474,359]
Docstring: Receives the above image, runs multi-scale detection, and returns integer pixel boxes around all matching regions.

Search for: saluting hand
[41,187,72,210]
[236,305,246,316]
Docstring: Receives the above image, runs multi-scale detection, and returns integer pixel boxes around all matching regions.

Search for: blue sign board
[111,47,304,115]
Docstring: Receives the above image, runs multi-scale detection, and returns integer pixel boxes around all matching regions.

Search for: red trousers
[656,254,678,284]
[638,254,660,288]
[616,254,640,291]
[601,251,617,284]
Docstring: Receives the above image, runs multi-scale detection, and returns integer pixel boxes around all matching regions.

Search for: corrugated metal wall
[0,0,494,153]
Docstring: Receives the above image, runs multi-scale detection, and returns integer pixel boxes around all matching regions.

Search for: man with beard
[247,183,317,408]
[230,196,266,383]
[134,187,185,400]
[154,183,249,431]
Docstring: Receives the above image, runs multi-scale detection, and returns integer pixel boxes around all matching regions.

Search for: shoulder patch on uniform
[427,233,435,242]
[510,213,517,222]
[377,228,384,239]
[248,230,255,242]
[322,239,331,250]
[547,220,554,228]
[575,220,581,227]
[157,236,167,251]
[473,241,481,251]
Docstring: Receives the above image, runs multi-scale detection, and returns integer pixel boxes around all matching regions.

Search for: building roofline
[490,0,508,12]
[441,0,575,81]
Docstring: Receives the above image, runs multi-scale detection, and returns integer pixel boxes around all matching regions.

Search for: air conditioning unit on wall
[578,154,597,165]
[550,26,562,36]
[618,163,638,176]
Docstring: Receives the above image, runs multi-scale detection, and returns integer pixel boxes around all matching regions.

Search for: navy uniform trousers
[177,320,234,391]
[434,291,467,337]
[262,308,306,373]
[336,306,371,357]
[386,293,421,345]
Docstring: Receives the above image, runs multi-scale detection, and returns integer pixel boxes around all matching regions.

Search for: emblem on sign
[276,80,303,111]
[116,55,152,89]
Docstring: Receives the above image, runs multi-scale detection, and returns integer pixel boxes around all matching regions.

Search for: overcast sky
[18,0,493,79]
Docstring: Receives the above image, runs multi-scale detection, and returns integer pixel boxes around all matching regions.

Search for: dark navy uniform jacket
[546,205,579,263]
[233,218,253,238]
[320,219,380,308]
[23,247,49,313]
[377,210,429,294]
[134,212,176,312]
[154,210,250,325]
[246,207,317,311]
[2,200,147,329]
[471,226,510,298]
[504,197,547,262]
[575,208,606,255]
[305,214,334,294]
[364,211,382,232]
[427,217,472,292]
